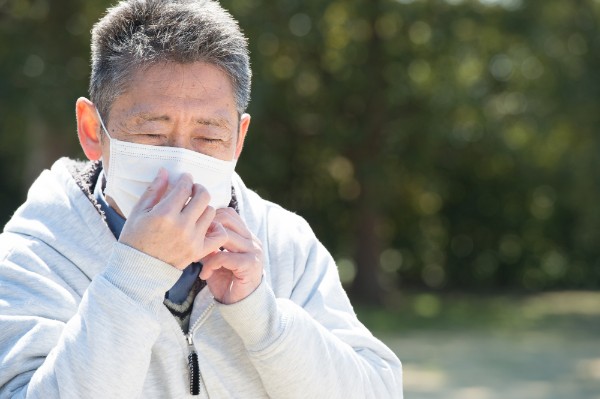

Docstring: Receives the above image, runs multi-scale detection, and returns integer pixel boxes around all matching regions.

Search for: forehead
[110,61,237,120]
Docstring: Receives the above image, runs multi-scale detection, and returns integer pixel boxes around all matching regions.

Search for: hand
[119,169,228,270]
[199,208,264,304]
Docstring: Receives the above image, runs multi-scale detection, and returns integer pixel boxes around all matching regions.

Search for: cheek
[207,146,236,161]
[191,139,237,161]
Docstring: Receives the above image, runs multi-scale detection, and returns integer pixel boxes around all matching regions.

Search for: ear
[234,113,250,160]
[76,97,104,161]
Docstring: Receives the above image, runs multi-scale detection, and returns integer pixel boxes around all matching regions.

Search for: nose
[167,133,190,150]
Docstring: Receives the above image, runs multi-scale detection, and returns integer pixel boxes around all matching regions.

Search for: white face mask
[97,111,237,218]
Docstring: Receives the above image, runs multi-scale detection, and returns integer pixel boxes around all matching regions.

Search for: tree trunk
[349,0,386,305]
[350,185,383,304]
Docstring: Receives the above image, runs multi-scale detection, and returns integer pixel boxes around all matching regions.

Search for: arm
[1,171,225,398]
[0,241,181,398]
[212,210,403,399]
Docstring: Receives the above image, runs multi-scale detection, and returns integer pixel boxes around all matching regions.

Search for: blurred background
[1,0,600,397]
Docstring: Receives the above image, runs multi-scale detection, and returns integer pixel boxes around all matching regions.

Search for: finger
[199,250,229,280]
[219,227,254,253]
[154,173,193,213]
[181,183,211,218]
[195,205,216,237]
[201,221,228,256]
[133,168,169,212]
[202,207,255,253]
[214,208,251,238]
[199,251,256,281]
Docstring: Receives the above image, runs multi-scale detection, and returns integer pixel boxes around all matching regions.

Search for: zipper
[184,302,215,396]
[187,334,200,395]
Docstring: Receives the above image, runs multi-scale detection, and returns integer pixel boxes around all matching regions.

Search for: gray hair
[90,0,251,124]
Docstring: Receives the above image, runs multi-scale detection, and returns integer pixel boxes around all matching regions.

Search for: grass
[356,291,600,399]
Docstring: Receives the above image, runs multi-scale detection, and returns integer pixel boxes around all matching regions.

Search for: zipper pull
[187,335,200,396]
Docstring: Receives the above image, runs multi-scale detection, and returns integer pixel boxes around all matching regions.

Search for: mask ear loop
[95,108,112,179]
[95,108,112,140]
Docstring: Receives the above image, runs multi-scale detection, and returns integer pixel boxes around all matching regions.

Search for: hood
[3,158,116,280]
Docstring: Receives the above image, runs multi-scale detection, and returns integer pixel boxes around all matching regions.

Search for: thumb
[133,168,169,213]
[204,222,228,254]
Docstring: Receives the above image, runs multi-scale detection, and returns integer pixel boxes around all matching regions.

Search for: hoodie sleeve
[0,239,181,399]
[217,208,403,399]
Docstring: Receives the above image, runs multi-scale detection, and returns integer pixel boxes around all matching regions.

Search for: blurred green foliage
[2,0,600,301]
[357,291,600,334]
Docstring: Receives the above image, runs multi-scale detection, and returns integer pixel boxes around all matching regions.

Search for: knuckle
[217,207,231,216]
[155,214,178,231]
[205,206,216,218]
[152,206,169,218]
[198,189,211,204]
[180,182,193,196]
[253,244,264,261]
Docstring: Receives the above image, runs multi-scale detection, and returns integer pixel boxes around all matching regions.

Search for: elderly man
[0,0,402,397]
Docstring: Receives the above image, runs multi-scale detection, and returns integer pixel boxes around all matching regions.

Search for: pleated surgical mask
[96,110,236,218]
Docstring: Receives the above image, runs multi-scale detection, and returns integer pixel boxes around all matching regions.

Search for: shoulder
[265,200,313,239]
[232,174,317,253]
[0,231,83,317]
[232,176,336,292]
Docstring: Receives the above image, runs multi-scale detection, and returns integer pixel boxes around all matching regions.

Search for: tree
[3,0,600,302]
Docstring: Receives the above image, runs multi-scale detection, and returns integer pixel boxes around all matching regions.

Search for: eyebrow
[134,113,232,130]
[195,117,232,130]
[137,113,169,122]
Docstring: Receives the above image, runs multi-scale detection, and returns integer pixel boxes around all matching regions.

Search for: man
[0,0,402,397]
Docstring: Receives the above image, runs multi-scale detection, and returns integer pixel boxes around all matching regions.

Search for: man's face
[100,61,247,174]
[75,60,250,217]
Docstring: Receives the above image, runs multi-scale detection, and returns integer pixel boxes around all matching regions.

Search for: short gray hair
[90,0,251,123]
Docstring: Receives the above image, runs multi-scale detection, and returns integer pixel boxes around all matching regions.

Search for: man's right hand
[119,168,228,270]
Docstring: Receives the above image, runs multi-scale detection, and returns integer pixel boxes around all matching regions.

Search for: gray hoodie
[0,158,402,398]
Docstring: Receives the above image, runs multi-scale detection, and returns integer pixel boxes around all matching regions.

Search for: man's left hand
[199,208,264,305]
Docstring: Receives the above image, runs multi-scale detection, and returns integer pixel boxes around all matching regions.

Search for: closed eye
[193,137,223,144]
